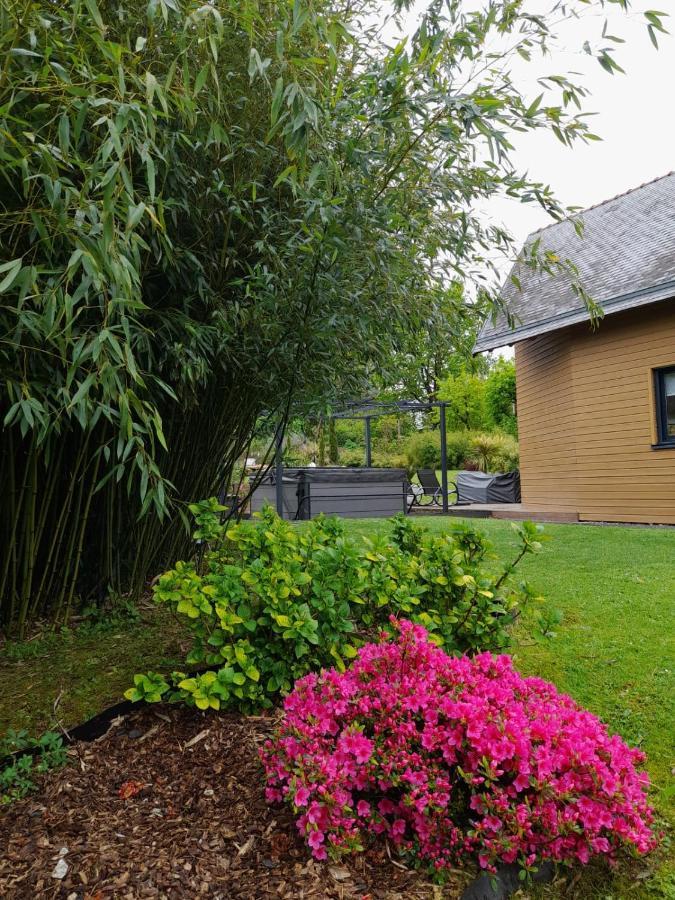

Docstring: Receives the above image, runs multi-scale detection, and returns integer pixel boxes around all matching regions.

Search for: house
[475,173,675,525]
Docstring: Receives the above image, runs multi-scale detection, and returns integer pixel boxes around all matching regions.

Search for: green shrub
[468,432,519,472]
[385,515,543,653]
[404,429,477,470]
[127,505,361,711]
[492,438,520,472]
[334,419,365,450]
[1,730,68,805]
[340,448,366,467]
[371,452,408,470]
[405,431,441,470]
[445,431,472,468]
[127,503,542,711]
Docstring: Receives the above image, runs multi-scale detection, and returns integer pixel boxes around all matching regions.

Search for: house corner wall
[514,335,580,512]
[514,300,675,524]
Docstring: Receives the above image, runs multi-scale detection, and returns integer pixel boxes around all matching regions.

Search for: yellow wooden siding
[514,331,580,512]
[515,299,675,523]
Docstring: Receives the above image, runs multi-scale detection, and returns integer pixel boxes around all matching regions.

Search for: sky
[483,2,675,356]
[480,3,675,248]
[386,1,675,245]
[384,1,675,353]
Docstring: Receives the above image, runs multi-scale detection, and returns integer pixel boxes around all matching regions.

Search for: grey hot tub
[249,467,408,520]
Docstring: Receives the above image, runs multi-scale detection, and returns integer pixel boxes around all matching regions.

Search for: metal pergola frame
[274,398,453,515]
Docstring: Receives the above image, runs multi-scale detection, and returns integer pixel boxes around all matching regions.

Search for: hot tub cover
[271,467,407,484]
[249,467,409,519]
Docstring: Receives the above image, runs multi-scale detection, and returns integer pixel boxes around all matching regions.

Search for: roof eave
[473,280,675,354]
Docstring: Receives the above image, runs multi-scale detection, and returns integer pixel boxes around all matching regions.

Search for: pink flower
[260,620,657,875]
[391,819,406,838]
[339,731,375,764]
[308,830,325,849]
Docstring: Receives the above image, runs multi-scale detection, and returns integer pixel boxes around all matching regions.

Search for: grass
[1,516,673,896]
[0,605,185,737]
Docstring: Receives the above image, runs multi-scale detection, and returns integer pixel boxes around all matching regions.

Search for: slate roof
[475,172,675,352]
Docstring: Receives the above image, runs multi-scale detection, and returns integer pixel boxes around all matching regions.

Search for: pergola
[273,398,453,515]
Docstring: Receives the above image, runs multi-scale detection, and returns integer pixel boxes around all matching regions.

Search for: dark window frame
[653,365,675,448]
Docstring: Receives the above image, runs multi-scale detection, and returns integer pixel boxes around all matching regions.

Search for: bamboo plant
[0,0,663,634]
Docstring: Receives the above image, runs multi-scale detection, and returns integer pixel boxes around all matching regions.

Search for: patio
[411,502,580,523]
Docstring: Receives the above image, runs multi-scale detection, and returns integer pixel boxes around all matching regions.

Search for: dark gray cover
[486,470,521,503]
[456,471,494,503]
[456,470,521,504]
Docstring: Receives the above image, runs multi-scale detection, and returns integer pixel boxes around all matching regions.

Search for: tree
[318,422,327,468]
[485,359,518,436]
[328,419,340,464]
[438,371,488,431]
[0,0,663,632]
[384,282,484,405]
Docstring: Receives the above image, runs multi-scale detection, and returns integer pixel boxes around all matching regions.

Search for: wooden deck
[411,503,579,524]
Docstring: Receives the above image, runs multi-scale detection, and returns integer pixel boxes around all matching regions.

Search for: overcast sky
[384,1,675,354]
[482,3,675,248]
[389,1,675,248]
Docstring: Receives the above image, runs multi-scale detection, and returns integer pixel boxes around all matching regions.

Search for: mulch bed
[0,705,472,899]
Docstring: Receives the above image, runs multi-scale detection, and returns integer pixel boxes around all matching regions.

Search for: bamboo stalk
[1,428,18,628]
[28,439,64,620]
[35,436,88,609]
[51,439,91,624]
[16,449,38,637]
[0,431,30,616]
[63,451,101,621]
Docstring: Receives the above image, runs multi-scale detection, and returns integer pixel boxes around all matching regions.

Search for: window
[654,366,675,446]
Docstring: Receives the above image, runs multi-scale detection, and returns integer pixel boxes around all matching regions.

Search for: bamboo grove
[0,0,662,634]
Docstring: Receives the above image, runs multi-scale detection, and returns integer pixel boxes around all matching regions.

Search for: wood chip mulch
[0,705,472,899]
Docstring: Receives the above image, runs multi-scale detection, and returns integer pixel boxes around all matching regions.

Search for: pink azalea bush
[261,619,656,875]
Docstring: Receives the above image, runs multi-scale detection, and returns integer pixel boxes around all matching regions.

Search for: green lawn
[1,517,673,896]
[0,607,185,737]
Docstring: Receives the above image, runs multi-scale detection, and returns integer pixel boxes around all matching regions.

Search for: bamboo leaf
[146,156,156,200]
[273,165,296,188]
[127,202,146,230]
[146,71,158,105]
[58,115,70,154]
[0,259,22,293]
[194,64,209,96]
[69,373,96,408]
[83,0,105,30]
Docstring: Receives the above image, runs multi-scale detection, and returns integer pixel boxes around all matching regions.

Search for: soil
[0,705,472,899]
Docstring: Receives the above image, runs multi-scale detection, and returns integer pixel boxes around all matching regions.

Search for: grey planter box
[249,467,408,520]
